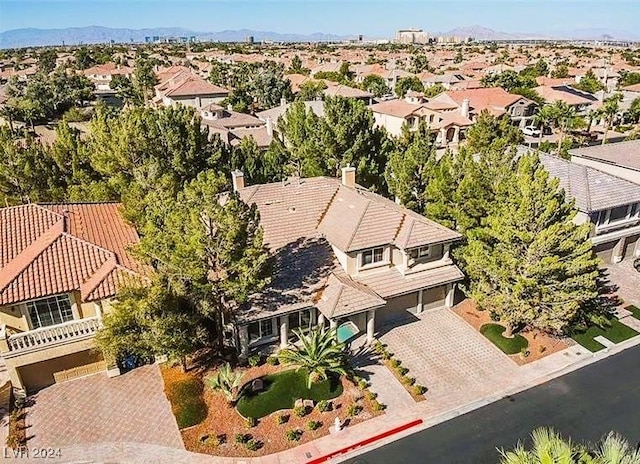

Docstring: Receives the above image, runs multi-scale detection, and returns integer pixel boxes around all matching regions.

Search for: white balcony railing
[3,317,101,355]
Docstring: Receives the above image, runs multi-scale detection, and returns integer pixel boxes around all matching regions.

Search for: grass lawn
[163,369,208,429]
[236,369,343,419]
[480,323,529,355]
[572,318,639,353]
[625,305,640,320]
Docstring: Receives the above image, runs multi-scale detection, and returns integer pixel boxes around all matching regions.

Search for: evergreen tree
[461,153,600,335]
[464,111,523,153]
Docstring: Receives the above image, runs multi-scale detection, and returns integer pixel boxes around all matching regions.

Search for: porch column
[318,313,326,327]
[329,318,338,329]
[453,127,460,144]
[417,290,423,314]
[238,325,249,361]
[366,310,376,344]
[94,302,103,322]
[612,237,626,263]
[280,317,289,348]
[634,239,640,258]
[445,284,456,308]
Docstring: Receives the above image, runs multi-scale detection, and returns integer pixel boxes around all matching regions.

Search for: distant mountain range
[1,25,638,49]
[0,26,349,49]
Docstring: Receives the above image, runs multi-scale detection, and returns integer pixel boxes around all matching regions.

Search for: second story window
[361,247,385,267]
[27,295,74,329]
[410,246,431,259]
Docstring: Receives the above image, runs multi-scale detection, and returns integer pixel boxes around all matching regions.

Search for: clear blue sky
[0,0,638,36]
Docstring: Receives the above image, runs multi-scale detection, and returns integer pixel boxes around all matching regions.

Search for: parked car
[521,125,541,137]
[570,130,598,142]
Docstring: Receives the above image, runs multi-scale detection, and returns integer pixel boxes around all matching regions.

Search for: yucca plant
[499,428,589,464]
[207,362,243,403]
[278,327,349,388]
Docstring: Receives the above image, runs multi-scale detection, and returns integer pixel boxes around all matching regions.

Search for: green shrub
[245,439,262,451]
[490,311,500,322]
[317,400,332,412]
[285,429,302,441]
[248,355,262,367]
[306,420,321,431]
[357,379,368,389]
[293,405,306,417]
[266,356,279,365]
[397,366,409,376]
[235,433,251,444]
[382,351,392,360]
[390,358,401,368]
[413,384,427,395]
[276,414,289,425]
[371,400,385,411]
[365,391,377,401]
[402,376,416,386]
[246,416,258,428]
[346,404,362,417]
[373,341,386,354]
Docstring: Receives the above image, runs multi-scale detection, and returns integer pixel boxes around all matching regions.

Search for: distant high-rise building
[247,35,255,44]
[395,28,429,44]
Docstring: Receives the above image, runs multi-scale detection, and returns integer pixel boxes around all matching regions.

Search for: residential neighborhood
[1,1,640,463]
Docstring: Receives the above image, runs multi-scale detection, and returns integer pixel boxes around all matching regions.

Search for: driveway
[378,308,519,408]
[604,260,640,307]
[26,364,184,449]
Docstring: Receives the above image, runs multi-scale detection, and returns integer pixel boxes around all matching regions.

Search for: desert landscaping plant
[207,362,243,403]
[278,327,349,388]
[285,429,303,441]
[317,400,332,412]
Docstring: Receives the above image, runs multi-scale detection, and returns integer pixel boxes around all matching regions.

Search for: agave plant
[278,327,349,388]
[207,362,243,403]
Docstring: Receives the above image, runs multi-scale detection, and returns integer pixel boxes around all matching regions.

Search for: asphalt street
[342,344,640,464]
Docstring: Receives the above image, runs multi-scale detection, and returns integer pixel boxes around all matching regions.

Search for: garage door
[378,292,418,324]
[18,350,105,393]
[625,234,640,260]
[594,242,615,264]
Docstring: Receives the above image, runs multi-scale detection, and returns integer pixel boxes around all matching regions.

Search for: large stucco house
[230,168,464,359]
[0,203,143,392]
[523,147,640,264]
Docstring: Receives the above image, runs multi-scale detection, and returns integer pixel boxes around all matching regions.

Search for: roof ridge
[581,164,592,211]
[0,219,64,294]
[345,194,371,251]
[79,255,118,300]
[315,183,341,231]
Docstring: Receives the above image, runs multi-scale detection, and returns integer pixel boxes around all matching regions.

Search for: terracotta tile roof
[0,203,142,305]
[202,110,264,130]
[164,75,229,98]
[83,62,133,76]
[323,83,372,99]
[441,87,526,112]
[315,272,385,318]
[370,99,422,118]
[532,85,597,106]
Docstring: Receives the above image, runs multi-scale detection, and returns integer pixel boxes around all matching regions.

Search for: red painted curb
[305,418,423,464]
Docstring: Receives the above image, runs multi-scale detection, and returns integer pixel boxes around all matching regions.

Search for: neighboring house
[570,140,640,185]
[422,72,471,90]
[323,83,373,104]
[369,94,472,145]
[353,64,414,91]
[200,103,271,148]
[430,87,537,127]
[231,168,464,358]
[0,203,144,393]
[154,67,230,109]
[523,147,640,263]
[533,84,598,112]
[83,62,133,91]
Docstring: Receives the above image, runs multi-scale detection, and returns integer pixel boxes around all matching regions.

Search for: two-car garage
[376,285,448,326]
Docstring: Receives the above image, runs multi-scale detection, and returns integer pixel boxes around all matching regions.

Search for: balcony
[0,317,101,357]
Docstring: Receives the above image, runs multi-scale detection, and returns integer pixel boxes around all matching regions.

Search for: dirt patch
[453,300,572,365]
[162,363,382,457]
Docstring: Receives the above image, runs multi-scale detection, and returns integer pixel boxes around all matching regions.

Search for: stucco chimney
[231,170,245,191]
[265,117,273,137]
[341,166,356,188]
[460,98,470,118]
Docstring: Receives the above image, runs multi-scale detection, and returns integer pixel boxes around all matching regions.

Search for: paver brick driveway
[604,260,640,306]
[26,364,183,449]
[378,308,519,405]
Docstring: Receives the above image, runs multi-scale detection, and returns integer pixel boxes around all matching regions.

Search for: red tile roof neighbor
[0,203,143,305]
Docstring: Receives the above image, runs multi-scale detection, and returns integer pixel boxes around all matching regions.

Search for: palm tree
[533,105,556,146]
[549,100,577,155]
[597,93,624,145]
[207,362,243,404]
[278,327,349,388]
[589,432,640,464]
[498,428,589,464]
